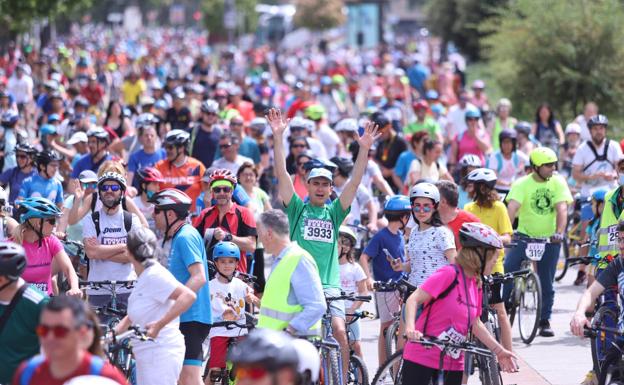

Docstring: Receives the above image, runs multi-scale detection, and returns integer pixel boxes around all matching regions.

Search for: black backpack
[91,210,133,237]
[583,139,614,172]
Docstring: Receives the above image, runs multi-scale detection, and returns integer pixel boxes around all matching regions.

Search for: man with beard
[70,127,113,186]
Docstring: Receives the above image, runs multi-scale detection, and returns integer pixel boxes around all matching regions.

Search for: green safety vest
[257,244,322,335]
[597,187,624,262]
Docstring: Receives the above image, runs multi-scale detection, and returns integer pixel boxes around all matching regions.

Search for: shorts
[324,288,346,319]
[375,291,401,323]
[135,344,185,385]
[489,280,503,305]
[208,336,238,368]
[581,200,594,221]
[180,321,212,366]
[347,318,361,341]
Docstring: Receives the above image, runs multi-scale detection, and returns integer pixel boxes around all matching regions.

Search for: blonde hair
[97,160,125,177]
[455,247,498,286]
[12,219,40,245]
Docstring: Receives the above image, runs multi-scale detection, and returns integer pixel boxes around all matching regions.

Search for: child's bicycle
[345,310,376,385]
[373,278,417,358]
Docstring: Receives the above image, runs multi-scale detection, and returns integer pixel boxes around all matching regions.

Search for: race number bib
[436,327,466,359]
[303,218,334,243]
[526,242,546,261]
[32,282,47,292]
[608,225,618,246]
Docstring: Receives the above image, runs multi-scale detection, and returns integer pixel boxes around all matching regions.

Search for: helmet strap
[533,166,550,181]
[26,220,45,247]
[476,248,488,277]
[0,279,15,293]
[216,266,234,283]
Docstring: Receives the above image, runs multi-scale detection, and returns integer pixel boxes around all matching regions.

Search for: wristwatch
[223,233,233,242]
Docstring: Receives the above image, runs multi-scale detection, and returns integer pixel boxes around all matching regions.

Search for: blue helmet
[592,188,609,202]
[465,108,481,120]
[384,195,412,214]
[17,197,62,223]
[213,241,240,260]
[40,124,57,136]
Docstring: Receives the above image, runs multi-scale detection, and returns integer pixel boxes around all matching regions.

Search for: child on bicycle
[359,195,412,366]
[586,188,609,286]
[206,241,259,385]
[338,226,368,360]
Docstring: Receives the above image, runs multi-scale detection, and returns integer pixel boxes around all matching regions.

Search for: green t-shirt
[0,284,48,383]
[506,173,573,237]
[285,194,350,288]
[405,117,440,137]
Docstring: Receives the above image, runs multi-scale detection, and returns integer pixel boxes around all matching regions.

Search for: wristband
[224,233,233,242]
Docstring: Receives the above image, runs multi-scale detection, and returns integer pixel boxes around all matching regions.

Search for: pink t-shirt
[21,236,64,295]
[456,130,489,165]
[403,264,482,371]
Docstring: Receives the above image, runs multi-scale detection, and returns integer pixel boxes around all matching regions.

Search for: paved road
[358,268,591,385]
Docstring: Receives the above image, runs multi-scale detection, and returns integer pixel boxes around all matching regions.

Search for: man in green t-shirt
[0,242,48,383]
[404,100,443,143]
[503,147,572,338]
[267,108,379,383]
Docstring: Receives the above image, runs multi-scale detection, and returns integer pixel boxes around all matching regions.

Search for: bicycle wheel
[591,306,619,377]
[384,320,400,359]
[327,347,342,385]
[371,350,404,385]
[476,320,502,385]
[555,237,569,281]
[598,352,624,385]
[508,276,522,327]
[517,271,542,344]
[348,354,369,385]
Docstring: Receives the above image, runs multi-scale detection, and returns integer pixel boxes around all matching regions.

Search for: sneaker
[539,320,555,337]
[574,271,587,286]
[580,370,598,385]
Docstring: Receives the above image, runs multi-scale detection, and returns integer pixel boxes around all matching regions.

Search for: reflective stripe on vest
[598,188,622,259]
[257,244,321,334]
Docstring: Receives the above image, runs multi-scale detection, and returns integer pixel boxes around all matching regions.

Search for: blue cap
[307,168,333,182]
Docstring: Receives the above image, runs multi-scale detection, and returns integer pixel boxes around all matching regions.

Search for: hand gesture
[214,228,226,241]
[496,349,519,373]
[570,313,590,337]
[266,108,289,138]
[146,321,162,339]
[357,121,381,151]
[73,180,84,201]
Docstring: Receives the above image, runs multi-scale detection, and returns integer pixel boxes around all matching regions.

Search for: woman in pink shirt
[402,222,517,384]
[450,108,491,170]
[14,197,81,296]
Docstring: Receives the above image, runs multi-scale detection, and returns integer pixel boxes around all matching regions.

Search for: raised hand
[357,120,381,151]
[73,180,84,201]
[265,108,289,138]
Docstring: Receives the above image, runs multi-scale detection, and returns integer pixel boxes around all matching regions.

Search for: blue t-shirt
[191,126,222,169]
[239,137,261,164]
[362,227,405,282]
[0,166,37,204]
[128,148,166,187]
[457,186,471,209]
[394,151,417,183]
[18,174,64,204]
[169,224,212,324]
[71,153,113,179]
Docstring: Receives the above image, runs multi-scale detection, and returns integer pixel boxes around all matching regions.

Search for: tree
[0,0,92,34]
[202,0,258,40]
[482,0,624,119]
[293,0,345,31]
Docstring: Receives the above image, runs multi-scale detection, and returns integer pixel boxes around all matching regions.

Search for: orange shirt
[155,156,205,212]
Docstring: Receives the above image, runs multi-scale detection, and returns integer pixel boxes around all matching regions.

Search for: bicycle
[555,199,583,281]
[101,324,152,385]
[584,325,624,385]
[80,280,135,326]
[373,278,417,358]
[346,310,375,385]
[371,336,494,385]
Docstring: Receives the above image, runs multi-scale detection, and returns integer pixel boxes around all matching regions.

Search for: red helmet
[412,100,429,111]
[149,188,192,211]
[136,167,164,184]
[207,168,237,187]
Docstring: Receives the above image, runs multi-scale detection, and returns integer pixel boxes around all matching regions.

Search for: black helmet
[164,129,190,147]
[330,156,354,177]
[15,142,37,155]
[228,329,299,371]
[514,121,531,136]
[498,129,517,148]
[0,242,27,281]
[588,114,609,128]
[35,150,63,165]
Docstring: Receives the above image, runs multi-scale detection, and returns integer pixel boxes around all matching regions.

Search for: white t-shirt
[315,124,341,159]
[133,196,156,232]
[408,158,448,183]
[127,263,184,352]
[333,183,372,226]
[339,262,367,309]
[446,102,476,138]
[572,139,622,197]
[7,75,33,104]
[211,154,253,174]
[82,208,141,294]
[486,151,529,191]
[406,224,455,287]
[574,115,592,142]
[362,160,382,192]
[209,277,251,337]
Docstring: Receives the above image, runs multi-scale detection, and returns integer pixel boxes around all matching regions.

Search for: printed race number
[303,218,334,243]
[526,242,546,261]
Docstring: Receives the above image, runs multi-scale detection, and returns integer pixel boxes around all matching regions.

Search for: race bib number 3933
[303,218,334,243]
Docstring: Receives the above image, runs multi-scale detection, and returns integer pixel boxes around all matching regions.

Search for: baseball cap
[307,168,333,183]
[78,170,98,183]
[67,131,88,145]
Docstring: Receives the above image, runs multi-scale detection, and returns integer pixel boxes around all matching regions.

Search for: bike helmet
[250,117,268,131]
[136,167,164,184]
[0,186,7,206]
[39,124,57,136]
[339,226,357,246]
[164,129,190,147]
[330,156,354,177]
[35,150,63,165]
[213,241,240,260]
[412,100,429,111]
[289,116,308,131]
[86,127,110,142]
[292,339,320,383]
[208,168,238,187]
[149,188,192,212]
[201,99,220,114]
[498,129,517,147]
[17,197,62,223]
[458,154,483,169]
[514,121,532,136]
[466,168,497,189]
[529,147,558,167]
[409,182,440,204]
[228,329,298,370]
[465,108,481,120]
[0,242,27,281]
[384,195,412,214]
[425,90,439,100]
[592,188,609,202]
[335,118,359,133]
[304,104,326,121]
[1,110,18,127]
[588,114,609,128]
[459,222,503,249]
[135,113,159,129]
[98,171,127,191]
[565,122,582,136]
[15,142,37,155]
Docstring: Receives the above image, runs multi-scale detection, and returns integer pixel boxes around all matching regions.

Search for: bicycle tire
[384,320,400,359]
[518,272,542,344]
[591,306,619,377]
[598,352,624,385]
[508,275,522,327]
[554,237,569,282]
[371,350,404,385]
[477,320,502,385]
[348,354,369,385]
[329,346,342,385]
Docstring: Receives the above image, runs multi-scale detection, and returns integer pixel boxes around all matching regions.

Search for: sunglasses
[219,143,232,149]
[297,162,308,167]
[164,144,177,150]
[203,112,217,116]
[466,117,479,122]
[212,186,232,193]
[46,218,56,225]
[36,324,74,339]
[230,122,243,127]
[412,204,433,213]
[81,182,97,190]
[541,162,557,168]
[99,184,122,192]
[292,144,306,149]
[235,366,268,381]
[16,154,29,159]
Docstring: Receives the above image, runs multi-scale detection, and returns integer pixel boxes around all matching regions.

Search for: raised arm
[266,108,296,206]
[340,121,380,210]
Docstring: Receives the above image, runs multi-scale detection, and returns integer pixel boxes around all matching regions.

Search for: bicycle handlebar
[325,293,372,303]
[79,280,136,290]
[373,278,417,294]
[102,325,152,345]
[211,320,255,330]
[414,335,493,358]
[483,269,531,286]
[583,325,624,338]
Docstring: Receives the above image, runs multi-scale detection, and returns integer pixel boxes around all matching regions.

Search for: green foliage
[482,0,624,120]
[0,0,92,33]
[293,0,345,30]
[202,0,258,37]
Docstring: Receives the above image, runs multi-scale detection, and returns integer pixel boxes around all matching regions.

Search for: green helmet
[339,226,357,245]
[529,147,558,167]
[304,104,326,121]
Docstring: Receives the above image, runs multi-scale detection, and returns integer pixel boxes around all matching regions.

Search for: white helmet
[459,222,504,249]
[335,118,359,133]
[458,154,482,169]
[565,122,582,135]
[0,186,7,203]
[409,182,440,204]
[64,376,120,385]
[466,168,497,188]
[148,188,192,211]
[292,339,320,382]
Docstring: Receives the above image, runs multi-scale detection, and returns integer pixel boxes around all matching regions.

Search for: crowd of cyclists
[0,24,622,385]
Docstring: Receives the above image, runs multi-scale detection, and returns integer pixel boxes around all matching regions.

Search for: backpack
[583,139,614,172]
[491,151,520,175]
[20,354,104,385]
[92,209,133,237]
[421,264,461,336]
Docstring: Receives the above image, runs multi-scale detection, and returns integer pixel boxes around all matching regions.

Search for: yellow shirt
[464,201,513,274]
[121,79,146,106]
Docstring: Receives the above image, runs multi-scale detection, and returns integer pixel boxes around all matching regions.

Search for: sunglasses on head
[36,324,74,339]
[412,203,433,213]
[235,366,268,381]
[81,182,97,190]
[99,184,122,192]
[212,186,232,193]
